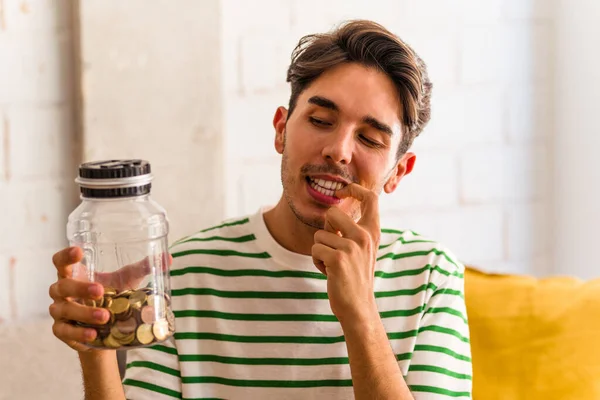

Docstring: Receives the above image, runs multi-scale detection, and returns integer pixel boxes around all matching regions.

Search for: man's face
[273,62,415,229]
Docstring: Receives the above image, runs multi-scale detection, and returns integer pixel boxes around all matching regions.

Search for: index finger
[335,183,380,232]
[52,247,83,279]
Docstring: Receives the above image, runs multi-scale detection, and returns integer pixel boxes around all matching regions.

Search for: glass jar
[67,159,174,349]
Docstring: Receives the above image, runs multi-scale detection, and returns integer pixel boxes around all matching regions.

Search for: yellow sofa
[465,267,600,399]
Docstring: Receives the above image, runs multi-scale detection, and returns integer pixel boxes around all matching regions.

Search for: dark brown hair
[286,20,432,157]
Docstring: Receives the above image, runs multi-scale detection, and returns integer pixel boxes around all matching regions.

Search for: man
[49,20,472,399]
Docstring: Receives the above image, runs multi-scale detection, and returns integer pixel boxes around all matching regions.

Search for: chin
[284,193,327,230]
[293,205,327,229]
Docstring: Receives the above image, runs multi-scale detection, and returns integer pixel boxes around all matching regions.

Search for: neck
[263,198,318,256]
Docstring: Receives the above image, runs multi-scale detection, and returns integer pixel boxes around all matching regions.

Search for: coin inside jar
[141,287,154,295]
[109,297,130,315]
[129,291,147,309]
[115,306,133,321]
[82,298,96,307]
[117,289,133,298]
[103,295,113,309]
[136,324,154,345]
[78,282,172,350]
[110,325,129,340]
[153,320,170,341]
[119,332,136,345]
[139,305,156,324]
[146,294,164,309]
[103,334,121,349]
[115,318,138,335]
[166,309,175,331]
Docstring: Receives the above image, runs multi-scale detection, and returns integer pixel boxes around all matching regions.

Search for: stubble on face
[280,146,328,229]
[280,139,391,231]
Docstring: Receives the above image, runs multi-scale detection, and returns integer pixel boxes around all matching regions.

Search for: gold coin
[104,286,117,296]
[103,334,121,349]
[152,320,170,342]
[109,298,130,315]
[141,287,154,295]
[119,332,136,345]
[117,289,133,298]
[82,298,96,308]
[115,306,133,321]
[129,291,147,309]
[136,324,154,345]
[103,296,113,309]
[110,324,129,340]
[95,296,104,308]
[166,309,175,331]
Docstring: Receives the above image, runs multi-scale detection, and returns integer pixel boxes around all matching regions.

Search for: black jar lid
[76,159,153,198]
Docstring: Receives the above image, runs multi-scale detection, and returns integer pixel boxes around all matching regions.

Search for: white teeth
[310,180,336,197]
[312,178,345,191]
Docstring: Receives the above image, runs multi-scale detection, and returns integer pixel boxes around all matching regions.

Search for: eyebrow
[363,115,394,137]
[307,95,394,137]
[308,96,339,111]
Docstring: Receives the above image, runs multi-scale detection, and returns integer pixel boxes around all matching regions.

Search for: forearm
[341,309,414,400]
[79,350,126,400]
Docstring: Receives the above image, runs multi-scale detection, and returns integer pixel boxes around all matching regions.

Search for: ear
[383,152,416,194]
[273,106,288,155]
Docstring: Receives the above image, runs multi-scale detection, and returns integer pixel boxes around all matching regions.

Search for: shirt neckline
[250,206,317,271]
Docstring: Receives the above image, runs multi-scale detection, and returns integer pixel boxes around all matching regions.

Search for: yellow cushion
[465,267,600,400]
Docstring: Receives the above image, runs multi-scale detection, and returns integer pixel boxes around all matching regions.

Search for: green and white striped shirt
[123,207,472,399]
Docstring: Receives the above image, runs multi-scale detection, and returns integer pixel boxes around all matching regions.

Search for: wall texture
[0,0,82,398]
[0,0,78,323]
[0,1,224,398]
[553,0,600,280]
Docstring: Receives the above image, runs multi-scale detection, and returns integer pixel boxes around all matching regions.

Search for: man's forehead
[299,65,401,113]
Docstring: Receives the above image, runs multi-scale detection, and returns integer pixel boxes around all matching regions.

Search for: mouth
[305,176,348,205]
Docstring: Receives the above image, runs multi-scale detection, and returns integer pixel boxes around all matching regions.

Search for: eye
[359,134,383,148]
[309,117,332,127]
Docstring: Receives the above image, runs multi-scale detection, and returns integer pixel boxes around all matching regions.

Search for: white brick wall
[222,0,556,275]
[553,0,600,280]
[460,146,549,203]
[0,1,81,398]
[385,205,505,266]
[0,0,77,322]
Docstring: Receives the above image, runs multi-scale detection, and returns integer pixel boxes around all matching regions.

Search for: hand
[311,183,381,325]
[48,247,171,352]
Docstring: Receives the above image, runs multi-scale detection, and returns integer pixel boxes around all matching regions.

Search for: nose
[321,127,354,165]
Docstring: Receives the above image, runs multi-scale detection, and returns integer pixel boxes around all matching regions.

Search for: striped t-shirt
[123,207,472,399]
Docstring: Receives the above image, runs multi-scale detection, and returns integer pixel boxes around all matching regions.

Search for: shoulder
[377,227,465,284]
